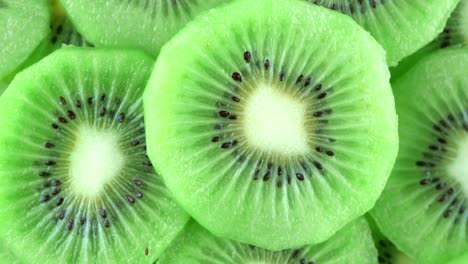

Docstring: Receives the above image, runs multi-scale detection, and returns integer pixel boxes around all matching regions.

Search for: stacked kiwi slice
[1,0,468,263]
[0,48,189,263]
[0,0,90,92]
[0,0,50,92]
[145,0,397,250]
[158,218,377,263]
[305,0,460,66]
[371,48,468,264]
[391,0,468,79]
[59,0,231,57]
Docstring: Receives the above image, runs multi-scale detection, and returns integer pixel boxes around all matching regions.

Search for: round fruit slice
[59,0,230,57]
[371,48,468,264]
[306,0,459,66]
[0,0,50,88]
[145,0,398,250]
[158,218,376,264]
[391,0,468,79]
[0,48,189,263]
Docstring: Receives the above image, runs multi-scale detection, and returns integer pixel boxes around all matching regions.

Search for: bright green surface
[0,48,189,263]
[0,0,50,79]
[145,0,397,250]
[448,252,468,264]
[306,0,459,66]
[0,0,90,94]
[391,0,468,80]
[366,215,415,264]
[0,240,19,264]
[60,0,231,57]
[371,48,468,264]
[159,218,376,264]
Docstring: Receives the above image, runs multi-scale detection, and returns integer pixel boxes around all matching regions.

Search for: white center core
[243,83,309,156]
[69,127,124,198]
[448,136,468,196]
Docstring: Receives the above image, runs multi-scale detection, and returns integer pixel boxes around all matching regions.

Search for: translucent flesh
[306,0,459,66]
[60,0,231,57]
[0,48,189,263]
[391,0,468,80]
[158,218,376,264]
[0,0,50,79]
[371,48,468,264]
[145,0,397,250]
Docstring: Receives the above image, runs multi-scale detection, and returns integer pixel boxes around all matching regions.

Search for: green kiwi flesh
[158,218,377,264]
[59,0,231,57]
[391,0,468,79]
[365,215,415,264]
[448,251,468,264]
[0,0,91,94]
[144,0,397,250]
[0,48,189,263]
[0,0,50,85]
[0,240,19,264]
[371,48,468,264]
[305,0,459,66]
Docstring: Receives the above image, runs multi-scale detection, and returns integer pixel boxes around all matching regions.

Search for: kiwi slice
[144,0,398,250]
[158,218,377,264]
[59,0,231,57]
[0,0,91,94]
[0,0,50,91]
[365,215,415,264]
[371,48,468,264]
[305,0,459,66]
[0,48,189,263]
[391,0,468,79]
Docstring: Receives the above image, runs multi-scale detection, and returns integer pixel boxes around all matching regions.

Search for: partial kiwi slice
[145,0,398,250]
[158,218,377,264]
[59,0,231,57]
[305,0,459,66]
[0,0,91,93]
[391,0,468,79]
[365,215,415,264]
[0,0,50,91]
[371,48,468,264]
[0,48,189,263]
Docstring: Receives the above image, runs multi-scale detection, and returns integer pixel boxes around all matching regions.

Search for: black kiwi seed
[55,197,64,206]
[59,96,67,105]
[104,219,110,228]
[44,142,55,148]
[244,51,251,63]
[100,209,107,218]
[126,195,135,204]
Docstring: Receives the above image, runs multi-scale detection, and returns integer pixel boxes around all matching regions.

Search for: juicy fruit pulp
[306,0,460,66]
[145,0,397,250]
[60,0,231,56]
[0,48,189,263]
[0,0,50,92]
[371,48,468,264]
[390,0,468,79]
[1,0,90,93]
[158,218,377,264]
